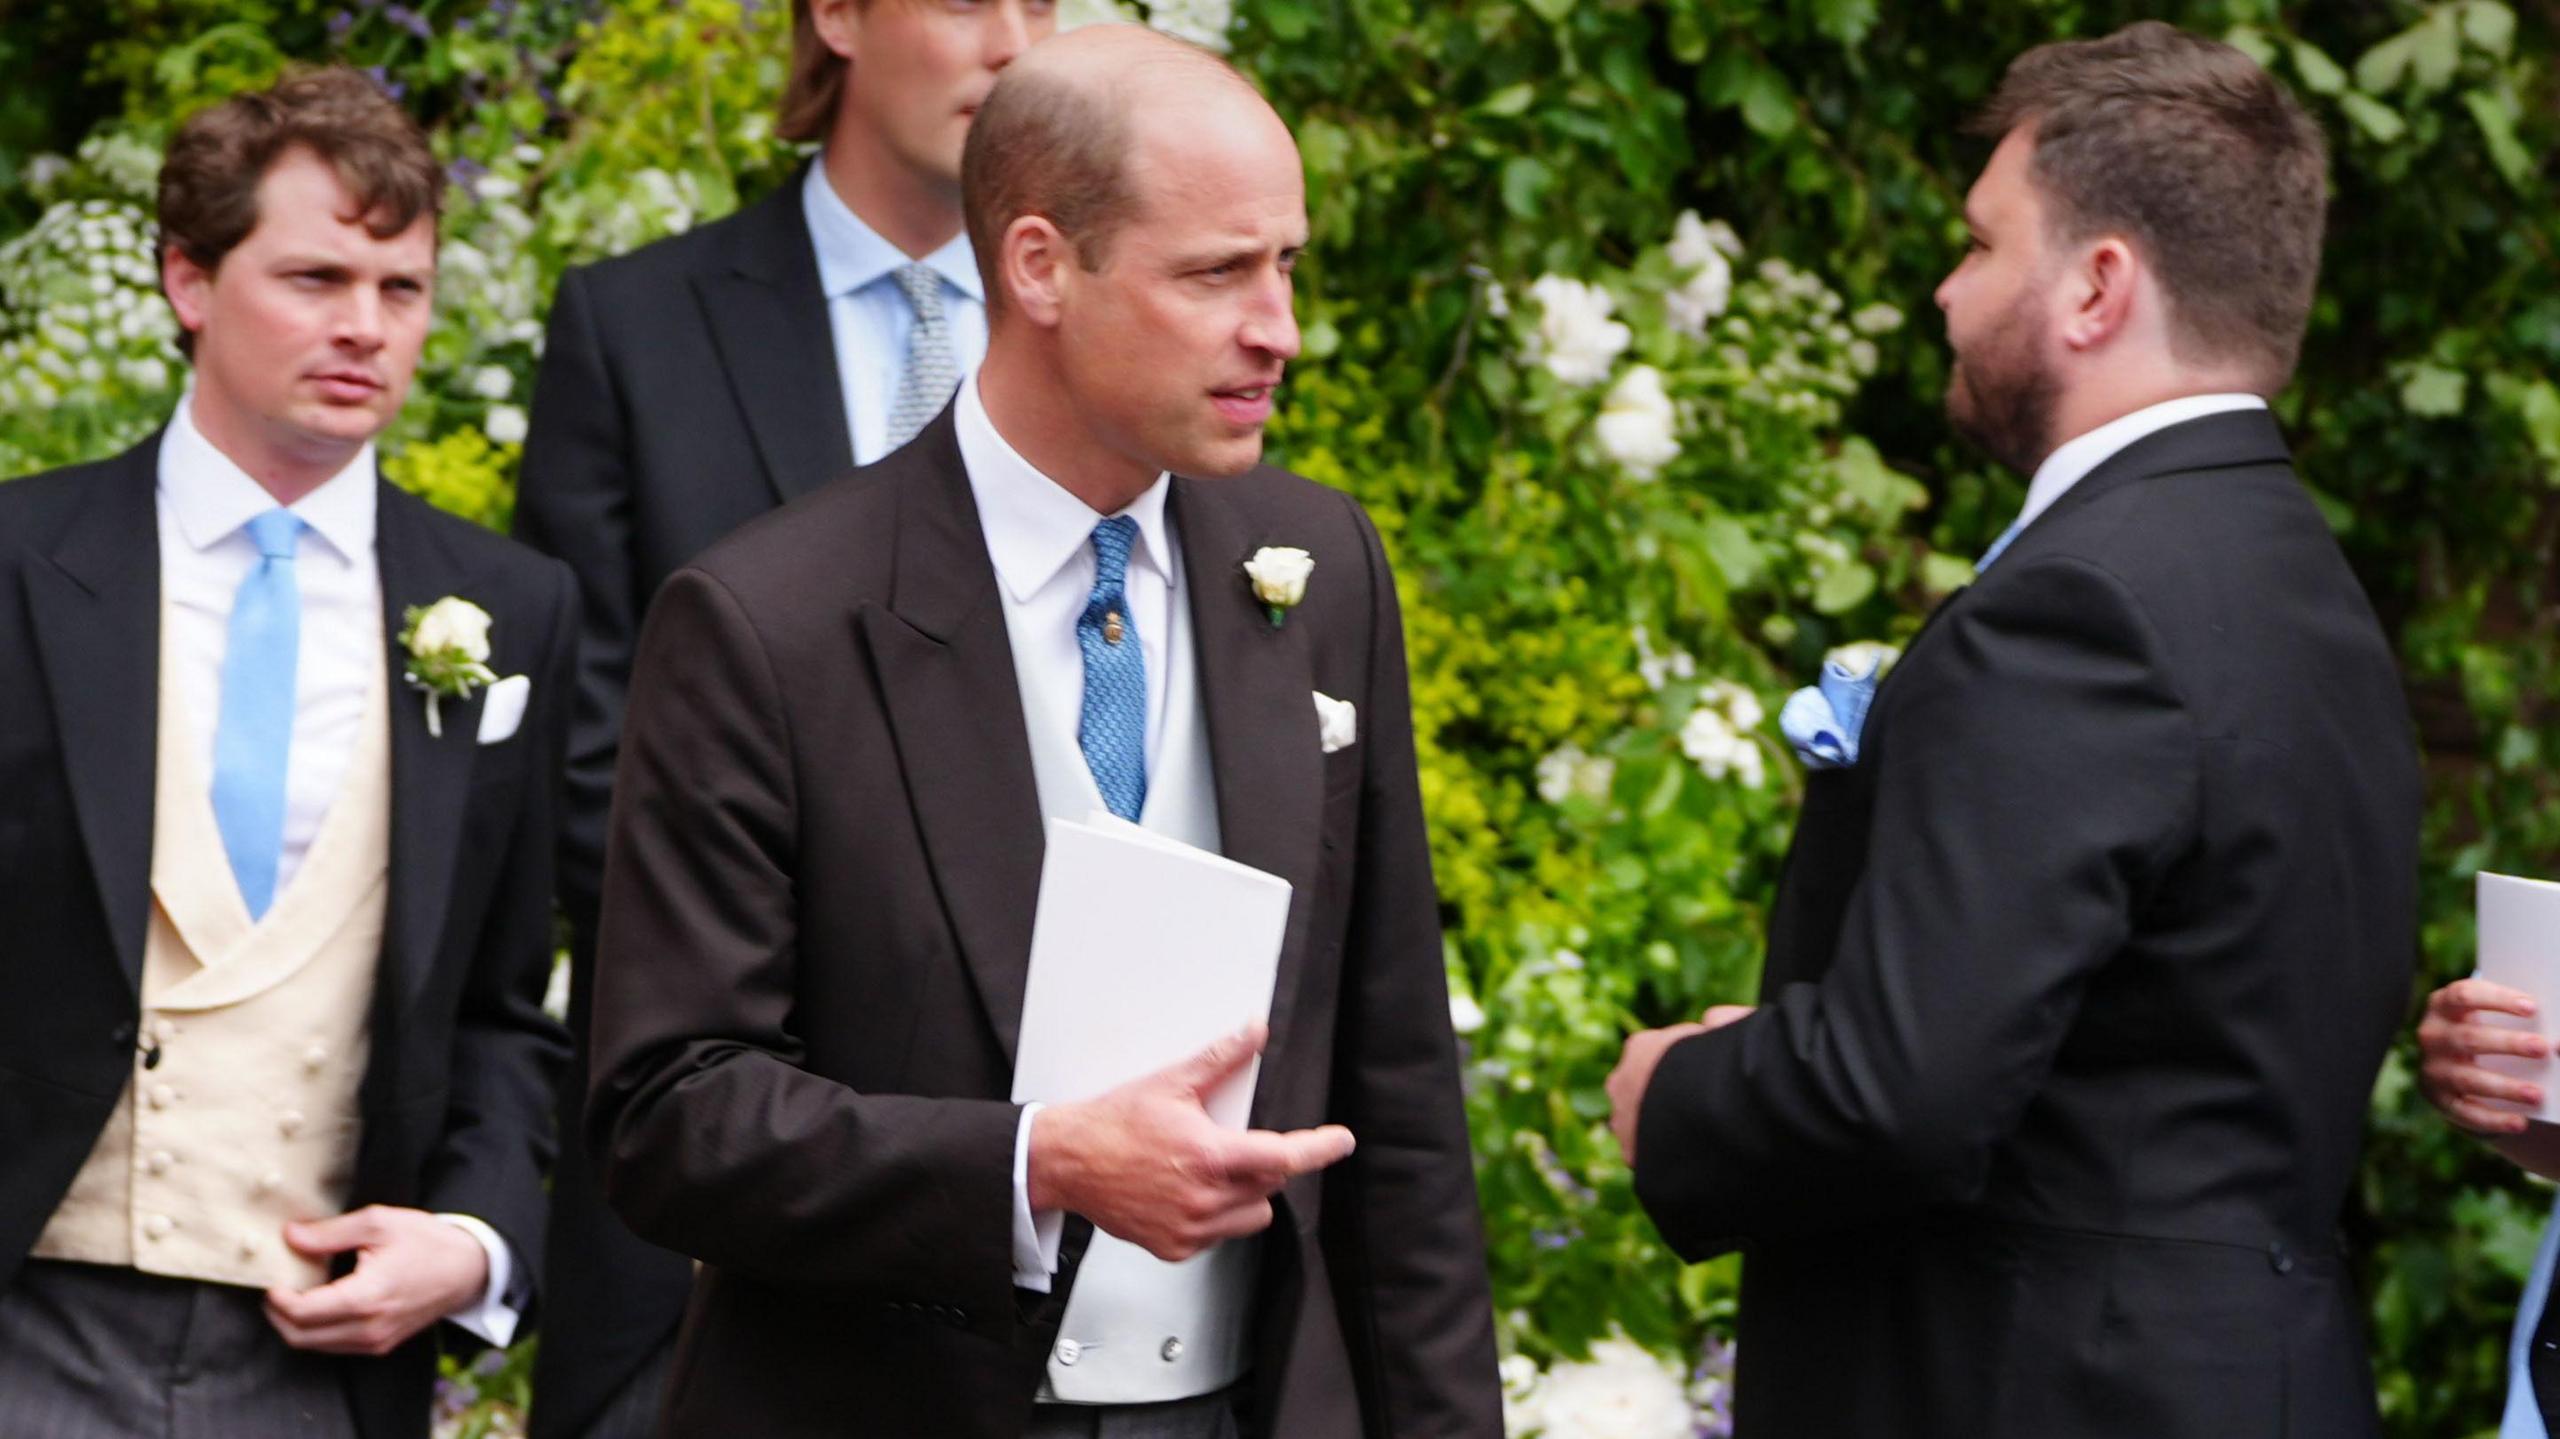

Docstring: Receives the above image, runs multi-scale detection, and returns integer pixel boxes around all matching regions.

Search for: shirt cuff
[433,1212,520,1348]
[1012,1102,1065,1293]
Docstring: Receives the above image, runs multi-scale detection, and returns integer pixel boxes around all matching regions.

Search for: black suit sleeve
[514,265,634,947]
[1635,556,2200,1256]
[420,560,581,1302]
[1320,497,1504,1437]
[586,567,1022,1326]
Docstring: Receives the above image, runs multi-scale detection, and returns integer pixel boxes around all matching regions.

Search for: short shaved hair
[960,27,1254,311]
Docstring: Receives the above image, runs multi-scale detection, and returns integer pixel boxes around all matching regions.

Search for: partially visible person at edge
[2416,976,2560,1436]
[1607,22,2421,1438]
[512,4,1057,1435]
[0,66,573,1439]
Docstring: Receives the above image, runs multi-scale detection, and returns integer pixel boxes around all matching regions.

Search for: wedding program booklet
[2477,871,2560,1124]
[1010,813,1292,1127]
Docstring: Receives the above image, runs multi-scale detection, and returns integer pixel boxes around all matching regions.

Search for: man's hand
[2418,978,2551,1136]
[264,1205,490,1356]
[1607,1005,1754,1168]
[1028,1022,1357,1262]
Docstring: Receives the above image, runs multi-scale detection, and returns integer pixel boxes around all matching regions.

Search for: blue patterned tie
[1077,517,1148,821]
[210,509,306,919]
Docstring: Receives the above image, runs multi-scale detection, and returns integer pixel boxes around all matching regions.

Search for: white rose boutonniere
[400,596,499,738]
[1243,546,1314,628]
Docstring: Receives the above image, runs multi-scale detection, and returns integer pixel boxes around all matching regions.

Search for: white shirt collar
[800,157,984,304]
[954,371,1173,605]
[2013,392,2267,534]
[157,392,377,563]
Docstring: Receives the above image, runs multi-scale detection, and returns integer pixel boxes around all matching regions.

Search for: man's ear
[2061,236,2138,354]
[163,244,213,346]
[810,0,864,62]
[1002,215,1074,329]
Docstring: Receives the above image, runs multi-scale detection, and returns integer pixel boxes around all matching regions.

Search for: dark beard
[1945,302,2058,477]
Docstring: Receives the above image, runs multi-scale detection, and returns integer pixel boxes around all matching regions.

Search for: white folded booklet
[1009,813,1292,1128]
[2477,871,2560,1123]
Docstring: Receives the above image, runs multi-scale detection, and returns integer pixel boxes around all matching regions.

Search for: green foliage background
[1,1,2553,1432]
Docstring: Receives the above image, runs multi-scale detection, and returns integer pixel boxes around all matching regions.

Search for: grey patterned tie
[885,262,959,453]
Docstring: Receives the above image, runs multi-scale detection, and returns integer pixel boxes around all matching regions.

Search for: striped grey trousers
[0,1259,360,1439]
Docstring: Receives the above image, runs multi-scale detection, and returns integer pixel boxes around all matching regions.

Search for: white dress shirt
[154,396,517,1344]
[803,159,989,466]
[953,373,1178,1293]
[2008,392,2268,536]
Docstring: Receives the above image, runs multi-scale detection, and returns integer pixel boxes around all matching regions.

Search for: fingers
[282,1206,383,1259]
[1210,1124,1355,1187]
[2439,1095,2535,1137]
[2431,978,2538,1021]
[1700,1005,1755,1032]
[2442,1021,2553,1063]
[1158,1023,1270,1100]
[265,1271,377,1331]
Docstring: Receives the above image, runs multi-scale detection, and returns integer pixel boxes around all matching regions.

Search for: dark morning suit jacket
[0,434,577,1439]
[514,168,848,1436]
[585,409,1503,1438]
[1634,410,2422,1438]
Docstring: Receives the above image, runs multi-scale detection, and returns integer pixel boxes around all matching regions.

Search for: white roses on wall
[1525,275,1632,388]
[1594,365,1680,479]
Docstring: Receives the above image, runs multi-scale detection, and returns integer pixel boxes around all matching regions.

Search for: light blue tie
[1077,517,1148,822]
[211,509,306,919]
[1977,518,2026,571]
[2502,1193,2560,1437]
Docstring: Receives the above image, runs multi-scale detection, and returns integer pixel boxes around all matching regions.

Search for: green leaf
[1738,68,1797,139]
[1812,561,1877,614]
[1921,551,1976,594]
[2462,0,2517,57]
[1260,0,1315,41]
[2460,89,2533,189]
[2337,91,2409,144]
[1477,82,1536,118]
[2354,31,2417,94]
[1499,156,1552,220]
[1810,0,1878,47]
[1521,0,1574,24]
[2411,11,2462,93]
[2290,40,2349,97]
[2514,379,2560,465]
[2399,363,2468,417]
[1701,513,1763,590]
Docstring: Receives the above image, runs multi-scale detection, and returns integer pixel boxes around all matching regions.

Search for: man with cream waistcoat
[588,26,1499,1439]
[0,69,574,1438]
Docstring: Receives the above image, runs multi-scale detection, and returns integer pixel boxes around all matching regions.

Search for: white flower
[1535,743,1616,806]
[1244,545,1314,613]
[1448,990,1486,1035]
[1665,250,1734,338]
[469,364,514,400]
[1594,364,1681,479]
[483,404,529,444]
[1521,1338,1697,1439]
[1501,1353,1546,1436]
[1667,211,1745,269]
[1851,301,1905,335]
[1680,703,1765,789]
[1525,275,1630,388]
[1145,0,1233,50]
[412,597,494,663]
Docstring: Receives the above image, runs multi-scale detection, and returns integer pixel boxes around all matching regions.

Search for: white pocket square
[1314,691,1357,754]
[476,674,531,745]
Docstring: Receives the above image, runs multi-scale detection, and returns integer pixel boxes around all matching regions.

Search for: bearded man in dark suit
[1610,23,2421,1438]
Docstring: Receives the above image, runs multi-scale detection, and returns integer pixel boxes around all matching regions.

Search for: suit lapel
[376,488,483,1010]
[1170,479,1324,1081]
[26,437,163,994]
[865,415,1048,1058]
[694,171,854,507]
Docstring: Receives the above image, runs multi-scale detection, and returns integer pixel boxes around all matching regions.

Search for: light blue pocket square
[1780,654,1884,769]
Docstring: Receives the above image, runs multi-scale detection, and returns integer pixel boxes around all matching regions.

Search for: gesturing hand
[264,1205,490,1356]
[1028,1021,1357,1263]
[2418,978,2551,1136]
[1606,1005,1753,1168]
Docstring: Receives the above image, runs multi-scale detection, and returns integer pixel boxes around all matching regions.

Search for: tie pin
[1104,612,1125,646]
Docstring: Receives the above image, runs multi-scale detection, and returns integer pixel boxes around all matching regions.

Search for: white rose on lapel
[400,596,502,739]
[1313,690,1357,754]
[1244,546,1314,628]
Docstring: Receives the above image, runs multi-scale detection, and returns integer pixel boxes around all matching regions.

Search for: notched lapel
[377,491,484,1010]
[1172,481,1324,1091]
[695,178,852,506]
[868,422,1046,1059]
[27,443,162,994]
